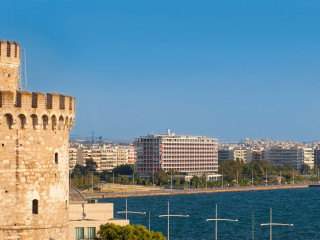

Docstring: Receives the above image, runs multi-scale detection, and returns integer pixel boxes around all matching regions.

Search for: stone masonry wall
[0,39,75,240]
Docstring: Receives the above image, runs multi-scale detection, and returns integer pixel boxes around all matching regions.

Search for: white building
[135,131,219,178]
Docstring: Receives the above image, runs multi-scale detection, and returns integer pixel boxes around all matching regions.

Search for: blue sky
[1,0,319,142]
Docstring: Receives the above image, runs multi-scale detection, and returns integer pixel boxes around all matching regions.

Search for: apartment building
[218,149,233,162]
[251,149,264,162]
[233,148,251,163]
[314,147,320,167]
[71,144,132,172]
[302,148,314,169]
[69,148,78,170]
[264,148,303,170]
[218,148,252,163]
[135,131,218,177]
[127,145,137,164]
[264,147,314,170]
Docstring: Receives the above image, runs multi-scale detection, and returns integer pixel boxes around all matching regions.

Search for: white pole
[261,208,293,239]
[215,204,218,240]
[293,169,295,185]
[266,169,268,186]
[280,171,281,185]
[206,205,238,240]
[206,174,208,189]
[270,208,272,240]
[168,201,170,240]
[252,169,254,187]
[222,171,224,188]
[252,209,254,240]
[91,172,93,193]
[237,170,239,187]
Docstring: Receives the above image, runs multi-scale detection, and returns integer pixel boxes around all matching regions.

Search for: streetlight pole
[206,174,208,189]
[280,171,282,186]
[252,209,254,240]
[265,169,268,186]
[171,171,173,190]
[292,169,295,185]
[152,171,155,190]
[221,171,224,188]
[117,198,146,220]
[236,170,239,187]
[159,201,189,240]
[206,204,238,240]
[252,169,254,187]
[261,208,293,240]
[91,172,93,193]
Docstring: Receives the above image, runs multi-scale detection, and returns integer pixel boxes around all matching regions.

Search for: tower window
[55,153,58,164]
[32,199,38,214]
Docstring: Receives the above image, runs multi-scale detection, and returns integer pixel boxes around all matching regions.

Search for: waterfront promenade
[83,184,308,199]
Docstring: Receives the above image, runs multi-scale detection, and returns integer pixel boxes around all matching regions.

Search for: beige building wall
[69,203,129,239]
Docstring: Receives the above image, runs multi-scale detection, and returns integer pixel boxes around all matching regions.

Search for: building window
[86,227,96,239]
[32,199,38,214]
[75,227,84,239]
[55,153,58,164]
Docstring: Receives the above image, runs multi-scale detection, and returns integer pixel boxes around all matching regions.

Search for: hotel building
[135,131,218,178]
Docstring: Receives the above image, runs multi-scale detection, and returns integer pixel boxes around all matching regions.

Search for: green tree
[85,158,98,172]
[96,223,166,240]
[113,164,134,176]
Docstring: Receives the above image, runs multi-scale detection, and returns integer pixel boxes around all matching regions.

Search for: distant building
[314,147,320,167]
[71,144,133,172]
[302,148,314,169]
[264,148,314,170]
[69,147,78,170]
[218,149,233,162]
[135,131,218,178]
[251,149,264,162]
[218,148,252,163]
[233,148,251,163]
[127,144,137,164]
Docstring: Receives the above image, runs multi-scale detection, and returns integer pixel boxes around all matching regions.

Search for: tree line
[70,159,319,190]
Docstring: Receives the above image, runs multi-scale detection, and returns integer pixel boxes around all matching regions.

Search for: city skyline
[1,1,319,142]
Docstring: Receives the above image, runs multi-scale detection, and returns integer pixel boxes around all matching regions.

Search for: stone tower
[0,40,75,240]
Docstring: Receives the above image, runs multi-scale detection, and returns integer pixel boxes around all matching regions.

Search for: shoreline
[84,184,309,199]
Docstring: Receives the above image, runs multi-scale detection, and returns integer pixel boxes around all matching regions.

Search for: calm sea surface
[99,188,320,240]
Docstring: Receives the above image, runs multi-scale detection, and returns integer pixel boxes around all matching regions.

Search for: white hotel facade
[134,131,219,178]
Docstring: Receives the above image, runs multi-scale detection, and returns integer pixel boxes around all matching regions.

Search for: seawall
[84,184,308,199]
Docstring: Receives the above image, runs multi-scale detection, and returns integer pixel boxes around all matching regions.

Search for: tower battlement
[0,90,75,130]
[0,40,20,64]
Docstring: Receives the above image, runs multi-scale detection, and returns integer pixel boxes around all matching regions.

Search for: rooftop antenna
[91,131,94,144]
[18,49,28,91]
